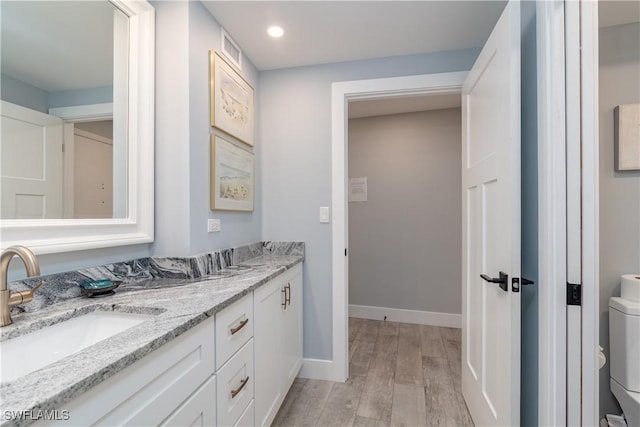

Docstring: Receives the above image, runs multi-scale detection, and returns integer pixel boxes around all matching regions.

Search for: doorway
[347,98,462,325]
[330,71,467,382]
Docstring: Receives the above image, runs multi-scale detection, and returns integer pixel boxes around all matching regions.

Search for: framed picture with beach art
[210,50,255,146]
[211,135,254,211]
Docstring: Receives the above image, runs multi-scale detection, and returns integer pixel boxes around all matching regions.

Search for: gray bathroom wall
[17,1,261,278]
[347,108,462,315]
[153,0,261,257]
[598,21,640,418]
[259,48,479,360]
[1,74,48,113]
[47,86,113,109]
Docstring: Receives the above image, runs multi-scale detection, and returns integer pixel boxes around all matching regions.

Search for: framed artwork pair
[209,50,255,211]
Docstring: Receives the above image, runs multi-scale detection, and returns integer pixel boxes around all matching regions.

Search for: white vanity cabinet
[36,317,216,427]
[254,264,303,427]
[31,263,303,427]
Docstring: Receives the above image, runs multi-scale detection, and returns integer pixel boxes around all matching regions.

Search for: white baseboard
[298,358,336,381]
[349,304,461,328]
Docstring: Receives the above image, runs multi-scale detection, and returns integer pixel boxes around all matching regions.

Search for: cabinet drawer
[235,399,255,427]
[215,293,253,369]
[217,339,254,427]
[40,318,215,427]
[160,374,216,427]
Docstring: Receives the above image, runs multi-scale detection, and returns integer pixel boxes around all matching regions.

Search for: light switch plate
[208,219,221,232]
[319,207,330,223]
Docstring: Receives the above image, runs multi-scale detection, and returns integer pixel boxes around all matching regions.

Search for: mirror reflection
[1,1,128,219]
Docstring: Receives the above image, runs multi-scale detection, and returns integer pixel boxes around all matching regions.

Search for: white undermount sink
[1,311,154,383]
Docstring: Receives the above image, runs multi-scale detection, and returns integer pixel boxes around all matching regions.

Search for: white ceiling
[202,1,507,71]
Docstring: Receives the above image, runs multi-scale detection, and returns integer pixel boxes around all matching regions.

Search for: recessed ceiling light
[267,25,284,39]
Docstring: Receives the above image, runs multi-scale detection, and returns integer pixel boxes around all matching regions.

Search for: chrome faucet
[0,245,44,327]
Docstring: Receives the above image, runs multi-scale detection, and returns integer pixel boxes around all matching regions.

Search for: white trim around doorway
[536,2,568,425]
[330,71,468,382]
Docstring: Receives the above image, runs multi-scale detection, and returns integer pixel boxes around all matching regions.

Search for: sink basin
[1,311,154,383]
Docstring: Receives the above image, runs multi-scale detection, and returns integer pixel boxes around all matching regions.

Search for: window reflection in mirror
[0,1,128,219]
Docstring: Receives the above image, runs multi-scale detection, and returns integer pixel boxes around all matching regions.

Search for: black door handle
[480,271,509,292]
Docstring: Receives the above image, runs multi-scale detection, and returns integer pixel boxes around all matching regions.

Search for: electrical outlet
[208,219,221,232]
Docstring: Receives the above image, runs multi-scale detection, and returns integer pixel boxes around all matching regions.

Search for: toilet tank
[609,297,640,392]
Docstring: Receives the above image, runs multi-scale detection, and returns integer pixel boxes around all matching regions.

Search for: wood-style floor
[272,318,474,427]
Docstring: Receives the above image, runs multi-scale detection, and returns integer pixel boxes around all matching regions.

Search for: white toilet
[609,274,640,427]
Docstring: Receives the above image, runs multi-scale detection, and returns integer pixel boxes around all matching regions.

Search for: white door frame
[537,2,568,425]
[536,1,599,425]
[578,1,600,424]
[331,71,467,382]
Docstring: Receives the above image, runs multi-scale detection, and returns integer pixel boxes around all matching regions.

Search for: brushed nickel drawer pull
[285,283,291,306]
[230,318,249,335]
[230,376,249,398]
[282,288,287,309]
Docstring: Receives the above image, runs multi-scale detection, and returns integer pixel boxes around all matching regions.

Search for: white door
[0,101,63,218]
[73,128,113,218]
[461,2,521,426]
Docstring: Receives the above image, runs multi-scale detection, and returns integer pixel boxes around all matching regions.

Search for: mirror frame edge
[0,0,155,255]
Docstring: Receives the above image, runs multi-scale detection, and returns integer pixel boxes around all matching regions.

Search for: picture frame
[614,104,640,171]
[211,134,254,212]
[210,50,255,146]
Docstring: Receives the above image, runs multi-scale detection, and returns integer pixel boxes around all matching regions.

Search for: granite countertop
[0,254,302,426]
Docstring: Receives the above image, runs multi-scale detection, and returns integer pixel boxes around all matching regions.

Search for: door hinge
[567,282,582,306]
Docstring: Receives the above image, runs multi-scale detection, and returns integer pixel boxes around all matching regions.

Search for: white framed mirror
[0,0,154,254]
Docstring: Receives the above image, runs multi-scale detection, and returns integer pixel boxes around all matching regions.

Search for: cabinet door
[254,278,285,427]
[281,265,303,391]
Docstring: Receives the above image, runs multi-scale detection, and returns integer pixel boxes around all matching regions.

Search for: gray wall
[599,21,640,419]
[153,0,261,257]
[1,73,48,113]
[188,1,261,255]
[259,48,480,360]
[48,86,112,109]
[347,109,461,314]
[9,1,261,278]
[520,2,538,425]
[75,120,113,140]
[0,74,112,112]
